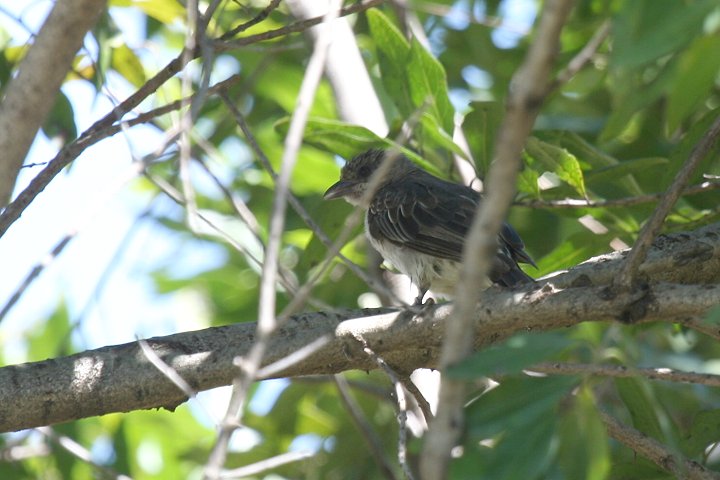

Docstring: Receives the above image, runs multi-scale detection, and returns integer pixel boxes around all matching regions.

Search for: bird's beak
[323,180,355,200]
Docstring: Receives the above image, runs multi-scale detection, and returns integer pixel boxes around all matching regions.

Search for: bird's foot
[408,295,435,315]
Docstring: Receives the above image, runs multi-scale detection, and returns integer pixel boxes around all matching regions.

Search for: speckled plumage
[324,149,535,303]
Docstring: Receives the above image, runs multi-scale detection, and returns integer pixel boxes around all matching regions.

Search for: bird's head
[324,149,416,206]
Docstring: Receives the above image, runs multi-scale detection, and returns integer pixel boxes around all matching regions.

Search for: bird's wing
[367,174,535,285]
[367,176,477,263]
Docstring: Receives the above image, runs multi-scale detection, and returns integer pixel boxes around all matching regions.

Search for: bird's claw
[408,296,435,314]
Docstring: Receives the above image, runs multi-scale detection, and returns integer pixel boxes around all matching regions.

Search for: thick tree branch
[1,222,718,433]
[0,0,107,205]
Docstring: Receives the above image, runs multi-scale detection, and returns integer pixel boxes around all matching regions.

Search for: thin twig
[599,410,720,480]
[214,0,386,51]
[219,0,283,41]
[334,375,398,480]
[517,181,720,209]
[38,427,131,480]
[178,0,202,233]
[549,20,610,91]
[257,336,331,378]
[421,1,576,478]
[219,94,404,305]
[530,362,720,387]
[138,338,197,399]
[144,172,328,309]
[294,375,391,400]
[0,161,145,323]
[614,115,720,289]
[398,373,434,424]
[203,3,343,477]
[353,335,416,480]
[0,0,382,239]
[218,451,315,479]
[0,48,189,238]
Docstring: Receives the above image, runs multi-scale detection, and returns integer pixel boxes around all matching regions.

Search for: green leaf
[535,233,611,276]
[517,163,541,198]
[367,9,413,117]
[615,377,665,442]
[667,35,720,133]
[546,131,644,196]
[466,375,578,440]
[417,111,466,159]
[447,332,573,379]
[600,64,676,143]
[454,413,557,480]
[111,0,186,24]
[407,39,454,134]
[525,137,587,197]
[463,101,503,177]
[585,157,668,185]
[274,117,383,159]
[368,9,458,152]
[256,63,337,118]
[273,117,445,177]
[27,302,73,361]
[611,0,716,69]
[684,409,720,457]
[558,386,610,480]
[662,108,720,188]
[111,44,146,87]
[41,91,77,142]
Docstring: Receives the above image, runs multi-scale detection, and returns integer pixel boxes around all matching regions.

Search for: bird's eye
[358,165,371,178]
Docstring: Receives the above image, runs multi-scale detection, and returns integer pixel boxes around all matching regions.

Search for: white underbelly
[365,218,479,298]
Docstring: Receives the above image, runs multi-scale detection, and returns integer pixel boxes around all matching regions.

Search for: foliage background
[1,0,720,478]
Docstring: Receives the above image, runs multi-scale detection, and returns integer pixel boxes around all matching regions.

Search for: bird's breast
[364,214,479,297]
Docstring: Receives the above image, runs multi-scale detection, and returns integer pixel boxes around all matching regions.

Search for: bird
[323,148,536,305]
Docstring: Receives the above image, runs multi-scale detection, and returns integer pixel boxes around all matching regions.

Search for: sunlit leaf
[407,39,454,134]
[111,0,186,24]
[367,9,413,117]
[111,44,146,87]
[525,137,587,198]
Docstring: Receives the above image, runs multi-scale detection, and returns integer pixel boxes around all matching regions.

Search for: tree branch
[517,180,720,209]
[600,410,720,480]
[614,114,720,289]
[0,0,107,205]
[1,222,718,433]
[531,362,720,388]
[0,0,383,240]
